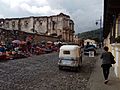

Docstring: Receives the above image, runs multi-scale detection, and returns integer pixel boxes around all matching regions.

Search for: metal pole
[100,16,102,29]
[100,16,102,42]
[96,16,102,48]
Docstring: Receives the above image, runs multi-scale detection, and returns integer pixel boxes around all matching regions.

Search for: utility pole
[96,16,102,48]
[96,16,102,30]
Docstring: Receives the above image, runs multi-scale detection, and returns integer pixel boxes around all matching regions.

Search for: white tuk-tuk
[58,45,82,71]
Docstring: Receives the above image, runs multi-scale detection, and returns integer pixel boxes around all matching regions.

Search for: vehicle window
[63,51,70,54]
[85,45,95,48]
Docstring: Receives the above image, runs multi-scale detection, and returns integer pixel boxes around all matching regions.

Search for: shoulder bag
[110,52,116,64]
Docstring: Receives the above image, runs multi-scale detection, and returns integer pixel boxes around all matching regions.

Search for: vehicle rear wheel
[59,66,63,70]
[94,51,96,55]
[80,56,82,64]
[74,67,80,72]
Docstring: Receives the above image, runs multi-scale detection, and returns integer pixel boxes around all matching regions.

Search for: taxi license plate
[62,60,72,65]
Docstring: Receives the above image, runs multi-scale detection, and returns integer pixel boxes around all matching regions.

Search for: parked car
[84,45,96,55]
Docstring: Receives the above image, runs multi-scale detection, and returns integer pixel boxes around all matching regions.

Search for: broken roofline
[0,13,70,20]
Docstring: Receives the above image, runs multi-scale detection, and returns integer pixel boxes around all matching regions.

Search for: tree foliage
[77,28,103,43]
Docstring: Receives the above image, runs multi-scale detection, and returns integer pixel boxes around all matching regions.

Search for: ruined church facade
[0,13,74,42]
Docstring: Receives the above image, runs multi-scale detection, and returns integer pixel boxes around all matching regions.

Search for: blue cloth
[0,47,5,52]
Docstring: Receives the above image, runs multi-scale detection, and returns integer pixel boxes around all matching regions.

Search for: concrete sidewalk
[86,51,120,90]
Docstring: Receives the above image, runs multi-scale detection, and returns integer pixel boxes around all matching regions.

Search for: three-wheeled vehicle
[58,45,82,71]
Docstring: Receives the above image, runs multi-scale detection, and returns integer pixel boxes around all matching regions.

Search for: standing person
[100,46,114,84]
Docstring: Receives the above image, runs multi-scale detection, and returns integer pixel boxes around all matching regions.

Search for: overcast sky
[0,0,103,34]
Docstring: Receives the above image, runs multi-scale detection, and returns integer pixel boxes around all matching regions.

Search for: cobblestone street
[0,51,100,90]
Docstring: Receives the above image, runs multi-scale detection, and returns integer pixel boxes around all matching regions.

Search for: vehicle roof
[60,45,80,50]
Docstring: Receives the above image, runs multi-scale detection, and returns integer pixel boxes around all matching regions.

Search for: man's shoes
[104,80,108,84]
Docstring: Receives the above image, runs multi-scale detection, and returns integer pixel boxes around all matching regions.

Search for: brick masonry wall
[0,28,59,44]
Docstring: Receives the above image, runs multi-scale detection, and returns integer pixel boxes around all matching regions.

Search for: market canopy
[12,40,21,44]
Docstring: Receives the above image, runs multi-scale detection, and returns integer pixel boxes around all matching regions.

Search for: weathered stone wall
[0,28,58,44]
[0,19,4,28]
[20,17,34,33]
[3,19,18,31]
[48,16,58,35]
[47,13,74,42]
[34,35,59,43]
[34,17,48,34]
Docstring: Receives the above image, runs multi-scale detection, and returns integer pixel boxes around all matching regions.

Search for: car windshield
[85,45,95,49]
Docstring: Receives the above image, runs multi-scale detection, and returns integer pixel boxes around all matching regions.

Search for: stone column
[112,44,120,79]
[66,31,69,42]
[62,31,65,41]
